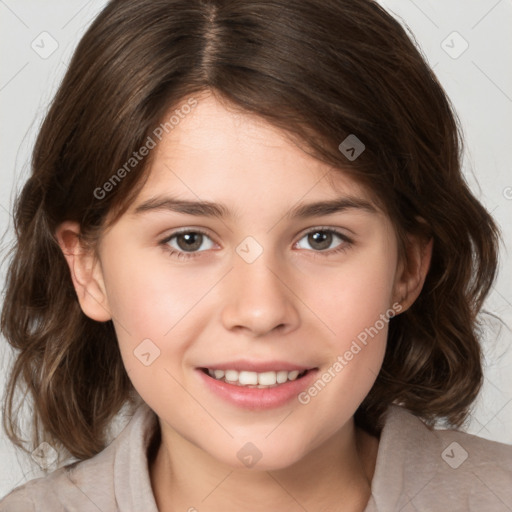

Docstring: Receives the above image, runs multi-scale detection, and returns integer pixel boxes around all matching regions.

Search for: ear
[54,221,112,322]
[392,232,433,313]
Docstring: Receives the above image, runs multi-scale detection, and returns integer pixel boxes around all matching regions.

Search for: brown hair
[1,0,499,462]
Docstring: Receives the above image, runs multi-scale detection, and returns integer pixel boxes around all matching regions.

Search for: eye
[295,228,351,253]
[159,227,352,261]
[160,229,216,259]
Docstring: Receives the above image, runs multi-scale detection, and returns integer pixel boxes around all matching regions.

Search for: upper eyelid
[299,226,351,238]
[160,226,214,243]
[161,226,352,248]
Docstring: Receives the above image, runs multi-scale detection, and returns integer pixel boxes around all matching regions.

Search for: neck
[149,418,379,512]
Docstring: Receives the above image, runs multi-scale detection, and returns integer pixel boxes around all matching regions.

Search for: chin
[211,438,308,472]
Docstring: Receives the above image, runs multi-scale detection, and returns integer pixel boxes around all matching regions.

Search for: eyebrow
[131,195,377,219]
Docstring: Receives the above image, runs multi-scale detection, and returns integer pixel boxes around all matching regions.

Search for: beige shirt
[1,403,511,511]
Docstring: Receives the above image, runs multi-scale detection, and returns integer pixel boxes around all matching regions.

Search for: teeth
[238,371,258,385]
[213,369,225,379]
[258,371,277,386]
[225,369,238,382]
[206,368,307,387]
[276,370,288,383]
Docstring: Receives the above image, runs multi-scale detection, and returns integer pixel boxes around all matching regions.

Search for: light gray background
[1,0,511,498]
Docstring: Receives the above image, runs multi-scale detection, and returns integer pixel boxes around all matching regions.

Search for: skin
[56,91,432,512]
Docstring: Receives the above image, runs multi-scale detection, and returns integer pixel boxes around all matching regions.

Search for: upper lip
[198,360,316,372]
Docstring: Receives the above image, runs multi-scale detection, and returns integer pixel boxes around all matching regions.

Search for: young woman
[1,0,510,511]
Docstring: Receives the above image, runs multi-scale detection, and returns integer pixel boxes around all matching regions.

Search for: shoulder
[0,403,159,512]
[368,404,512,512]
[0,464,85,512]
[382,403,512,468]
[0,447,120,512]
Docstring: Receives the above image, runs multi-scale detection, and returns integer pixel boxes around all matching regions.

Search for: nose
[220,249,301,337]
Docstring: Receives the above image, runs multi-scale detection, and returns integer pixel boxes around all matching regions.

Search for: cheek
[294,241,397,409]
[100,241,213,338]
[303,245,397,346]
[99,243,219,391]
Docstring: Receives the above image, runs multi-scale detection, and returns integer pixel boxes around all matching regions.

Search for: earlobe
[54,221,112,322]
[393,234,433,313]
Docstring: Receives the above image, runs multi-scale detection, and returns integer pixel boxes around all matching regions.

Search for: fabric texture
[1,403,511,511]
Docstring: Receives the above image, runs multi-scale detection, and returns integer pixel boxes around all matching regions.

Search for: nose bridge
[220,236,300,336]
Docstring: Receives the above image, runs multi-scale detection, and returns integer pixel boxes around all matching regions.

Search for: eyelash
[159,227,353,261]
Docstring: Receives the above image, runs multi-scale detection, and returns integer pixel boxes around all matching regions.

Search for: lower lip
[196,368,319,410]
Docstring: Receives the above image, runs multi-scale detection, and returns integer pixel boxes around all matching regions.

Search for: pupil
[177,232,202,251]
[309,231,332,250]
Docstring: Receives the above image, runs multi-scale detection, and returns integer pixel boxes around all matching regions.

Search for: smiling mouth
[199,368,313,388]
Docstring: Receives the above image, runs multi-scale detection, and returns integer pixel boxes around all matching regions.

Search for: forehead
[133,93,376,212]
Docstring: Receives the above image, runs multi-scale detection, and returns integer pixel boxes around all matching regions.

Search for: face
[61,92,423,471]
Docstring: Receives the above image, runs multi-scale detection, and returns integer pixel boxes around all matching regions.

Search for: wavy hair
[1,0,499,461]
